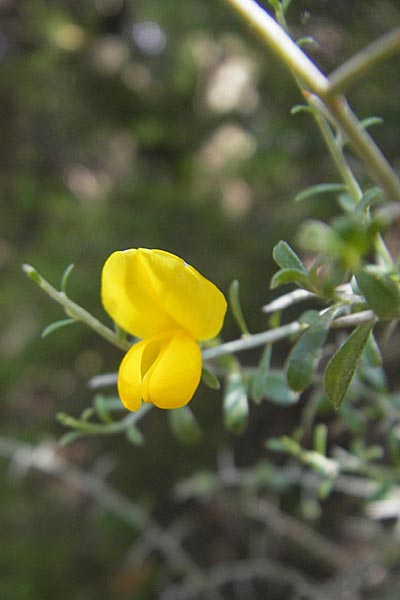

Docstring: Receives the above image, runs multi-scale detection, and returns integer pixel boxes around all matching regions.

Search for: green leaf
[324,322,374,409]
[265,0,281,11]
[336,192,357,214]
[282,0,292,12]
[355,187,382,215]
[359,116,383,130]
[356,269,400,319]
[290,104,314,116]
[297,36,317,48]
[201,366,221,390]
[270,268,310,289]
[22,263,41,284]
[168,406,203,445]
[60,263,75,294]
[125,425,144,446]
[363,333,382,368]
[295,183,346,203]
[298,309,320,325]
[251,344,272,403]
[273,241,307,272]
[228,279,250,335]
[287,307,338,392]
[41,318,76,338]
[298,220,349,258]
[59,431,86,446]
[56,412,89,431]
[223,371,249,433]
[313,423,328,455]
[94,394,114,424]
[266,437,290,453]
[261,369,300,405]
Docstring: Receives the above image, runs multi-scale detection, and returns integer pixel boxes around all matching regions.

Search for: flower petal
[142,331,202,409]
[117,339,147,411]
[139,249,227,340]
[102,249,178,338]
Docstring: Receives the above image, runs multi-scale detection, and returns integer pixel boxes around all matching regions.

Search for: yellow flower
[102,248,227,410]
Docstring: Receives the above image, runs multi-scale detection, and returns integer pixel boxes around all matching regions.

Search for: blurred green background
[1,1,400,598]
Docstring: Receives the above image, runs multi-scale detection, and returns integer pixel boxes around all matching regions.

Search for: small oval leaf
[273,241,307,272]
[270,268,310,290]
[324,322,374,409]
[251,345,272,404]
[223,371,249,433]
[356,269,400,319]
[125,425,145,446]
[263,370,300,405]
[287,307,338,392]
[201,367,221,390]
[168,406,203,445]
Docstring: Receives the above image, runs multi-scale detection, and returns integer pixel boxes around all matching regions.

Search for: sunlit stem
[22,264,131,352]
[223,0,329,94]
[203,310,376,360]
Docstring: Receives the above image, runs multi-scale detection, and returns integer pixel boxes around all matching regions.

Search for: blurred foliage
[1,0,400,599]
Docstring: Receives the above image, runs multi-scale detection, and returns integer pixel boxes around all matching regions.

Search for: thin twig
[203,309,375,360]
[328,29,400,95]
[22,264,130,352]
[262,288,315,313]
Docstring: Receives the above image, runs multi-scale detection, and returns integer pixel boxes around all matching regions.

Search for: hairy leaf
[223,371,249,433]
[324,322,374,408]
[287,307,338,392]
[356,269,400,319]
[273,241,307,272]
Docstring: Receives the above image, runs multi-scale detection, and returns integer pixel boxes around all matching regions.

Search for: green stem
[203,309,375,360]
[324,95,400,202]
[59,404,152,436]
[223,0,329,94]
[305,92,362,202]
[223,0,400,202]
[22,264,131,352]
[328,29,400,95]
